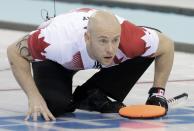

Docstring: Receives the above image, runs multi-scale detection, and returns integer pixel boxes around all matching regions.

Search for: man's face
[86,26,121,66]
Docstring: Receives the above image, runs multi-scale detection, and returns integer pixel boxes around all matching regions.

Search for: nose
[106,43,114,54]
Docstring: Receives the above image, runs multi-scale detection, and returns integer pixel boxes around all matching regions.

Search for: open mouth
[104,56,113,60]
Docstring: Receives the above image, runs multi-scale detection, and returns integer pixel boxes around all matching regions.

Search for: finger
[24,112,31,121]
[45,109,56,121]
[24,114,30,121]
[48,113,56,121]
[47,110,56,121]
[41,111,50,121]
[37,112,41,117]
[32,112,38,121]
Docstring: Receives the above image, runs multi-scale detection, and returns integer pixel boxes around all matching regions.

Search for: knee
[46,98,76,117]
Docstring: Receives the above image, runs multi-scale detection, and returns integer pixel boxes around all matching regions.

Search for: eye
[99,39,108,43]
[113,38,119,43]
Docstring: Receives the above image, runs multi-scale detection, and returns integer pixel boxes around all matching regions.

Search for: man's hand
[25,96,56,121]
[146,87,168,111]
[7,38,56,122]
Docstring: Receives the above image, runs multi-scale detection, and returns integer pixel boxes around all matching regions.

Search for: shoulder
[119,21,160,58]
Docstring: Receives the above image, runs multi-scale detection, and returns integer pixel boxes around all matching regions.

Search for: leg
[94,57,155,101]
[74,57,154,112]
[32,60,77,116]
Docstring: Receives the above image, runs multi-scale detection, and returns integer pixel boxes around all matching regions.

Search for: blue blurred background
[0,0,194,51]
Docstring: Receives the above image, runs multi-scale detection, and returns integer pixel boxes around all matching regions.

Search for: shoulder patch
[119,21,149,58]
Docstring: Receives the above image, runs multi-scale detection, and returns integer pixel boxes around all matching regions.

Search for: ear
[84,31,90,45]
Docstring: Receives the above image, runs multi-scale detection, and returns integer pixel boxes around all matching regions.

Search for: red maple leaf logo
[119,21,149,58]
[28,30,50,60]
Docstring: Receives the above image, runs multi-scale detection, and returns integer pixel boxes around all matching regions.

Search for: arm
[146,32,174,112]
[153,32,174,88]
[7,36,55,121]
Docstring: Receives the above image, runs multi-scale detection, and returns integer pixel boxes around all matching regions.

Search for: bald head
[84,10,121,65]
[87,10,121,35]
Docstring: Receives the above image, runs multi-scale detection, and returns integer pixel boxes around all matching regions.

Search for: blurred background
[0,0,194,53]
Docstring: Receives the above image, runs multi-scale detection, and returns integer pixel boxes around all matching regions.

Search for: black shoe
[74,87,126,113]
[99,101,126,113]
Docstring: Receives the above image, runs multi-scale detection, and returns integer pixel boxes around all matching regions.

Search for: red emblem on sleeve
[27,30,50,60]
[119,21,150,58]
